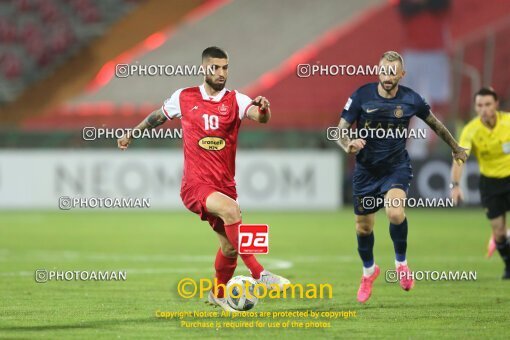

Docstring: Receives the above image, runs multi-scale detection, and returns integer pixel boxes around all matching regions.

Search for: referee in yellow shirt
[451,87,510,279]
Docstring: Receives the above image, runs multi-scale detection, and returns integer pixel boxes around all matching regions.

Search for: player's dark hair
[202,46,228,60]
[474,87,498,101]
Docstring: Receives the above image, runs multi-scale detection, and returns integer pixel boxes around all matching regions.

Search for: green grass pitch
[1,209,508,339]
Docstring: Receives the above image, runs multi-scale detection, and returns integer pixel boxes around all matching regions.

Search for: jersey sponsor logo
[394,106,404,118]
[344,97,352,110]
[218,103,228,114]
[198,136,226,151]
[362,120,407,131]
[366,108,379,113]
[190,105,199,112]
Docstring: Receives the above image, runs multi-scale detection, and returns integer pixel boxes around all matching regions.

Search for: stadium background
[1,0,510,338]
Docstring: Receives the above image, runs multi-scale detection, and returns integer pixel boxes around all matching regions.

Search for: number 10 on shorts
[238,224,269,254]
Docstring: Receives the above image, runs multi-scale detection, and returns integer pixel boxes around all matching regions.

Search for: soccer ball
[226,275,259,311]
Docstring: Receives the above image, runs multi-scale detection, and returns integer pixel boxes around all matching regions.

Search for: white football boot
[257,270,290,291]
[206,290,238,312]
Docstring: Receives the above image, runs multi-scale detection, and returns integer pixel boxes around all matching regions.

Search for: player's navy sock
[224,221,264,279]
[389,218,408,262]
[495,235,510,269]
[357,232,375,269]
[214,248,237,298]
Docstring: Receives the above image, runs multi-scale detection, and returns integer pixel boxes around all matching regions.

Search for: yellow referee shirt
[459,111,510,178]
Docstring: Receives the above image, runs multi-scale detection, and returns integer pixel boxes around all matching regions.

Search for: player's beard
[380,80,398,93]
[205,76,226,92]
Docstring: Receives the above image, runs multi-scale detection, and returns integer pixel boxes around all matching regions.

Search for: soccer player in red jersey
[117,47,289,311]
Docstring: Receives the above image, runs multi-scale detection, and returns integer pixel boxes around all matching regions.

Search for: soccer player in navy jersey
[335,51,468,303]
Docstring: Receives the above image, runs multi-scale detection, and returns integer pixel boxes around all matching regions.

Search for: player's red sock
[224,220,264,279]
[214,247,237,298]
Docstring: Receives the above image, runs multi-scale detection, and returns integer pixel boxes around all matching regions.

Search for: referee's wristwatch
[449,182,459,189]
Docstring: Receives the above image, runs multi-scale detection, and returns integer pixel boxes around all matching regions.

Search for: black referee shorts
[479,174,510,219]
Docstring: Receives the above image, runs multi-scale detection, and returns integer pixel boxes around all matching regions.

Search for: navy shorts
[352,163,413,215]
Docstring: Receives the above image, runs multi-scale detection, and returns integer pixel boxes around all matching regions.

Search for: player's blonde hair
[381,51,405,70]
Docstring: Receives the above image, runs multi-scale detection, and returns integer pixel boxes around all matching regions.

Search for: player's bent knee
[386,208,405,225]
[491,221,507,242]
[355,222,373,236]
[494,232,507,243]
[222,203,241,224]
[221,246,237,257]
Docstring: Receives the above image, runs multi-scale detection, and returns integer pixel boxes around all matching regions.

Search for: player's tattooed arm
[117,108,167,150]
[424,111,468,164]
[247,96,271,123]
[450,159,465,205]
[336,118,366,154]
[336,118,352,152]
[142,108,168,130]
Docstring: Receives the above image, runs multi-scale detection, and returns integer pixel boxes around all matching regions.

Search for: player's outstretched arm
[424,111,468,164]
[246,96,271,123]
[336,118,366,154]
[117,108,167,150]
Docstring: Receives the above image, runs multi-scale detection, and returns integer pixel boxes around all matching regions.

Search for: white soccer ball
[226,275,259,311]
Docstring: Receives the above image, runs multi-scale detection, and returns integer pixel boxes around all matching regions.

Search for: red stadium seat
[1,52,22,79]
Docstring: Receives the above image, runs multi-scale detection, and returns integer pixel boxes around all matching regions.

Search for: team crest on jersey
[394,106,404,118]
[218,103,228,114]
[198,137,226,151]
